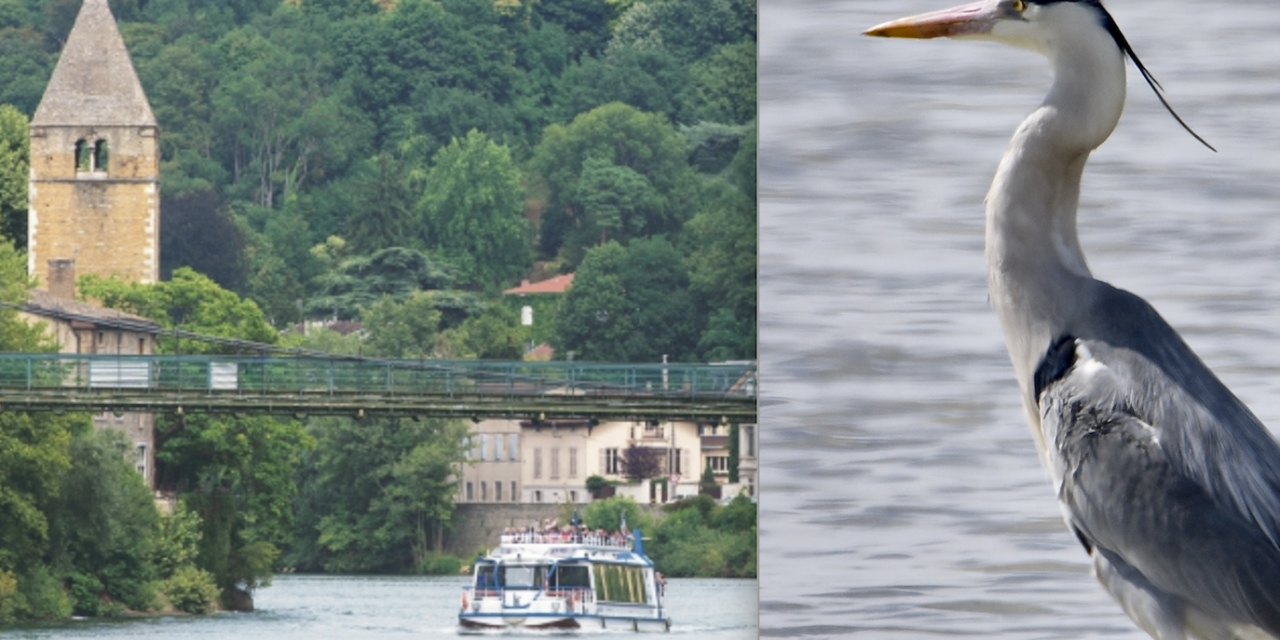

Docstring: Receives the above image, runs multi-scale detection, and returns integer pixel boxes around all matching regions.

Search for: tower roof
[31,0,156,127]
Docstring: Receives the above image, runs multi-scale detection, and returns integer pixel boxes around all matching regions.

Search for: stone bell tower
[28,0,159,288]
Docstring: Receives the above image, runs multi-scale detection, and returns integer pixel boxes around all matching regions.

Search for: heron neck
[984,41,1126,395]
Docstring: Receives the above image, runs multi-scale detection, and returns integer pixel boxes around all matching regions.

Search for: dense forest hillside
[0,0,755,619]
[0,0,757,363]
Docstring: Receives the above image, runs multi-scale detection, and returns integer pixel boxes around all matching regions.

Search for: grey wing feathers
[1038,336,1280,634]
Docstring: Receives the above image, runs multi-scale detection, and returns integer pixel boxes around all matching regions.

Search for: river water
[0,576,755,639]
[760,0,1280,638]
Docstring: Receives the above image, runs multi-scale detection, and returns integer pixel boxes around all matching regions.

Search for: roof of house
[525,343,555,361]
[32,0,157,127]
[504,273,575,295]
[24,289,161,330]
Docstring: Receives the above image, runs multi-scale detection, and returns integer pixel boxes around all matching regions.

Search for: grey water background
[760,0,1280,637]
[0,576,755,639]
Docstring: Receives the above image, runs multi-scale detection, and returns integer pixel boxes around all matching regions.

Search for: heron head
[863,0,1117,54]
[864,0,1215,151]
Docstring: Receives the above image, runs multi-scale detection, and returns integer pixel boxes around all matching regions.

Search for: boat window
[499,564,547,588]
[592,564,649,604]
[474,565,497,589]
[548,564,591,589]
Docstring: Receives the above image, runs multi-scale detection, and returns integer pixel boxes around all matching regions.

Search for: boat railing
[498,532,632,548]
[464,586,594,603]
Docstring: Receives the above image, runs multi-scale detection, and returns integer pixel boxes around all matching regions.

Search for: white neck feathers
[984,5,1127,397]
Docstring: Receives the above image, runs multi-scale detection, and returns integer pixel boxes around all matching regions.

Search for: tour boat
[458,528,671,632]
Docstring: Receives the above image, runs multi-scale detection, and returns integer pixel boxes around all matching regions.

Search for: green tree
[534,0,619,60]
[435,303,525,360]
[345,152,422,255]
[683,129,756,361]
[45,430,159,615]
[79,270,312,611]
[555,238,700,362]
[419,130,530,290]
[683,40,756,125]
[81,267,278,352]
[361,292,444,359]
[583,495,652,534]
[648,494,755,577]
[211,22,370,208]
[0,105,28,248]
[550,46,689,125]
[0,241,72,582]
[530,103,696,265]
[0,27,52,115]
[160,188,248,291]
[288,416,468,573]
[573,157,662,249]
[308,247,460,321]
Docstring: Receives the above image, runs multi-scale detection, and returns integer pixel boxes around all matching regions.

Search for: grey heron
[866,1,1280,639]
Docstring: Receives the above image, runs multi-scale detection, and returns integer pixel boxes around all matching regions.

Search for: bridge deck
[0,354,757,422]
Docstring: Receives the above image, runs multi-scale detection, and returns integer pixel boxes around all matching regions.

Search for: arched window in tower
[75,139,91,172]
[93,139,109,174]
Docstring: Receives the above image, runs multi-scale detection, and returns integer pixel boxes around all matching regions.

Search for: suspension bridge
[0,353,757,422]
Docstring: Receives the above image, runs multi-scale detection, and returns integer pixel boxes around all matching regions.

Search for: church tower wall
[27,0,160,287]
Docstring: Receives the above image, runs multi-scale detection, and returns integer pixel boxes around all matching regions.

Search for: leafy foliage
[530,102,696,265]
[419,130,530,290]
[309,247,458,321]
[0,105,28,247]
[649,494,755,578]
[81,270,311,610]
[46,431,159,614]
[161,565,220,614]
[0,0,757,619]
[623,445,664,481]
[583,496,653,534]
[554,237,700,362]
[288,416,468,573]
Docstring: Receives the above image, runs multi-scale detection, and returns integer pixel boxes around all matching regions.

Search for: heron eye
[1012,0,1026,11]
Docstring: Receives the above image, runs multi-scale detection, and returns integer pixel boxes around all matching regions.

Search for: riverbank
[0,575,757,639]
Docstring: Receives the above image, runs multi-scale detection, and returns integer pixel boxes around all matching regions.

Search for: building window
[74,139,109,173]
[138,338,146,354]
[495,433,505,460]
[136,443,147,478]
[745,426,756,457]
[664,448,685,476]
[479,434,488,461]
[568,447,578,478]
[508,434,519,461]
[534,490,542,503]
[465,481,474,502]
[708,455,729,473]
[75,139,90,172]
[511,481,518,502]
[569,490,578,503]
[642,421,664,439]
[550,447,560,479]
[533,448,542,479]
[94,139,109,173]
[494,481,502,502]
[603,448,623,475]
[481,481,488,502]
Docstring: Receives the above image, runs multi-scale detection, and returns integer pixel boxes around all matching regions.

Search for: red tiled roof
[504,273,574,295]
[525,343,555,361]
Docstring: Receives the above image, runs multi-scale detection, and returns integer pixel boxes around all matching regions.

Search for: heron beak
[864,0,1002,39]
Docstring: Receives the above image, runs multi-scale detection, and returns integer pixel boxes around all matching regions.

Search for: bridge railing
[0,354,757,402]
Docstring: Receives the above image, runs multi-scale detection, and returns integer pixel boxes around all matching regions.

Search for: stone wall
[444,503,666,556]
[29,125,160,286]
